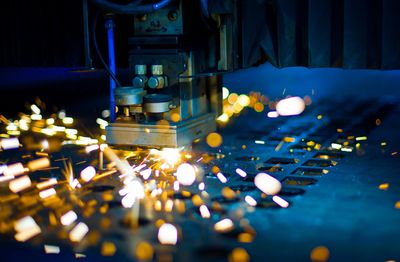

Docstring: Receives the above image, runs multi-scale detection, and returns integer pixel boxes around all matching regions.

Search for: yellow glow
[310,246,330,262]
[101,242,116,256]
[254,102,264,112]
[217,113,229,123]
[222,87,230,99]
[237,95,250,107]
[135,242,154,261]
[229,248,250,262]
[37,178,57,189]
[379,183,389,190]
[171,113,181,122]
[228,93,238,104]
[27,158,50,171]
[206,132,223,148]
[159,148,181,166]
[62,117,74,125]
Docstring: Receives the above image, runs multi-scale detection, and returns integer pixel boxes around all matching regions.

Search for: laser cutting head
[106,0,240,148]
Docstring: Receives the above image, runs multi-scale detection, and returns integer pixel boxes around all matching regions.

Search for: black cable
[92,10,121,87]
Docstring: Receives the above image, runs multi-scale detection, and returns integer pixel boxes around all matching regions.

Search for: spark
[229,248,250,262]
[0,137,19,150]
[41,140,49,150]
[254,173,282,195]
[244,195,257,207]
[276,97,305,116]
[158,223,178,245]
[14,216,41,242]
[31,104,41,114]
[46,118,55,125]
[85,144,99,153]
[217,113,229,123]
[356,136,367,141]
[176,163,196,186]
[206,132,223,148]
[164,199,174,212]
[69,222,89,242]
[0,175,14,183]
[101,242,116,256]
[31,114,42,120]
[27,157,50,171]
[121,193,137,208]
[44,245,60,254]
[331,143,342,150]
[80,166,96,182]
[103,147,135,176]
[214,218,234,233]
[62,117,74,125]
[255,140,265,145]
[235,168,247,178]
[199,205,211,218]
[222,87,230,99]
[61,210,78,226]
[96,118,108,126]
[310,246,330,262]
[379,183,389,190]
[222,187,236,199]
[174,181,180,191]
[198,182,205,191]
[217,172,228,183]
[160,148,182,166]
[135,242,154,261]
[272,195,289,208]
[267,111,279,118]
[39,188,56,199]
[341,147,353,152]
[140,168,152,180]
[9,175,32,193]
[3,162,25,177]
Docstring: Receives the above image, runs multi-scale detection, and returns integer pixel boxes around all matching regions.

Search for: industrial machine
[97,0,240,148]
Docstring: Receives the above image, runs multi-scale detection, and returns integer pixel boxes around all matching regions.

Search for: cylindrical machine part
[151,65,164,75]
[135,64,147,75]
[143,94,172,113]
[114,86,144,106]
[133,76,147,88]
[147,76,165,89]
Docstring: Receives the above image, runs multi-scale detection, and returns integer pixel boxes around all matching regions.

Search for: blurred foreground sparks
[0,94,310,260]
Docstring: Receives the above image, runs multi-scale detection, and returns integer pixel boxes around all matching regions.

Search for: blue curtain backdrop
[242,0,400,69]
